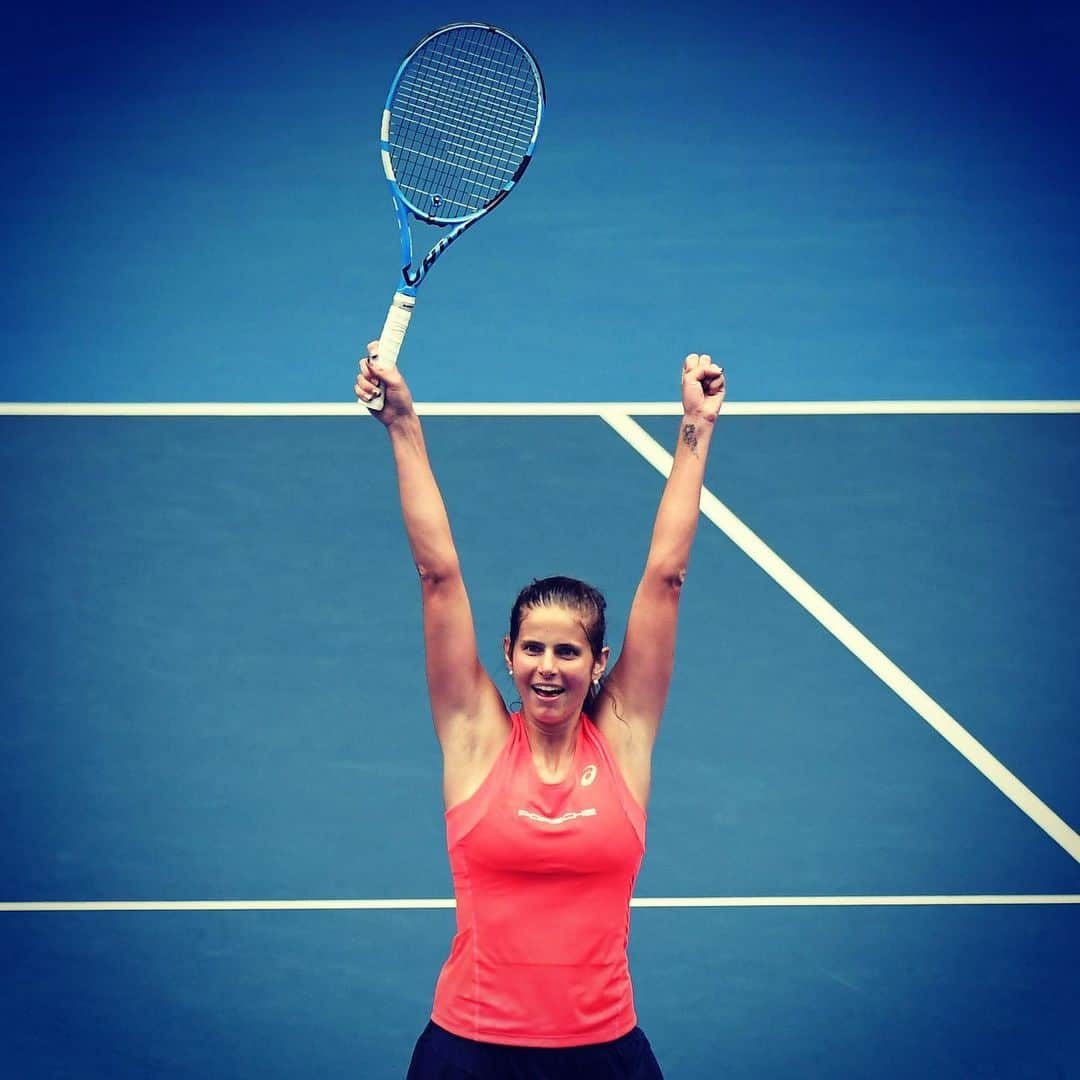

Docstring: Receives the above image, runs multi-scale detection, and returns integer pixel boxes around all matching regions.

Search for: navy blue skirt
[406,1020,665,1079]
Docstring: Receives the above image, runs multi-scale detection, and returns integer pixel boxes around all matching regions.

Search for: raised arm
[596,354,725,769]
[356,344,506,750]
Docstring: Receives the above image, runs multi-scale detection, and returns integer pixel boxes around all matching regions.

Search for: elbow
[416,559,462,590]
[645,561,687,593]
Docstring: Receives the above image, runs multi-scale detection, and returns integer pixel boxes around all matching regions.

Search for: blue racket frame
[379,22,546,294]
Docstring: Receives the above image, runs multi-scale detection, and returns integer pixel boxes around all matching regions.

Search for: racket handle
[367,291,415,412]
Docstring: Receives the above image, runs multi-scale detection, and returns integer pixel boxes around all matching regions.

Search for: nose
[539,649,557,676]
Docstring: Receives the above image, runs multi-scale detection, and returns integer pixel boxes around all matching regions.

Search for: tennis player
[356,345,725,1079]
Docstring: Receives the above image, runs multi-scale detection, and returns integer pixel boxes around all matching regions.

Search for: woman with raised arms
[355,344,725,1079]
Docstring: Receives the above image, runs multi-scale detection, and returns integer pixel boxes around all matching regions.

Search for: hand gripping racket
[368,22,546,410]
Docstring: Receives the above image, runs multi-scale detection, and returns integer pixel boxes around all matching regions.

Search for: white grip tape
[367,292,415,411]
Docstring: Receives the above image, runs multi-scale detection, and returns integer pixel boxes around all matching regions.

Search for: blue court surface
[2,3,1079,1078]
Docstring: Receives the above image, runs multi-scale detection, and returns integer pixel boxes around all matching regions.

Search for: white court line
[2,895,1077,912]
[600,411,1080,866]
[1,400,1079,417]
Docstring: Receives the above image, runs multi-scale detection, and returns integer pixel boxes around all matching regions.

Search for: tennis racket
[366,22,546,410]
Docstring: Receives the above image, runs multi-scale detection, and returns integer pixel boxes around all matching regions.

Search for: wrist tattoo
[682,422,699,455]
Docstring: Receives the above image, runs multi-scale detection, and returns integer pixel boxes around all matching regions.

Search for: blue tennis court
[2,408,1078,1077]
[2,3,1078,1078]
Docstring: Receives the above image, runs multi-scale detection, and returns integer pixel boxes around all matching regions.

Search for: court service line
[2,895,1078,913]
[599,410,1080,866]
[2,401,1079,417]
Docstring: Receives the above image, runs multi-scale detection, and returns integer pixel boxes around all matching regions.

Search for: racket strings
[389,26,540,219]
[403,31,536,149]
[393,36,534,207]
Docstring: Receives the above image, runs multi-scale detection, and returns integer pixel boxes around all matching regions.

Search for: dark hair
[507,576,608,718]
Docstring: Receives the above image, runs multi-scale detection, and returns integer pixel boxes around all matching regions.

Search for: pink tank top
[430,712,647,1047]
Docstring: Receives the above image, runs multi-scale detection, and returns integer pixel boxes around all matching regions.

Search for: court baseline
[2,896,1077,912]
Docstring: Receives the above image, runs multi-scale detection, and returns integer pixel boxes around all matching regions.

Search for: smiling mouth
[532,685,565,699]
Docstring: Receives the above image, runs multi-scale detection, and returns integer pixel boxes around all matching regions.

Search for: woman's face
[505,604,608,725]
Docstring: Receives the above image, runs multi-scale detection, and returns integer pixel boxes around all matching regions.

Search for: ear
[593,645,610,683]
[503,635,513,671]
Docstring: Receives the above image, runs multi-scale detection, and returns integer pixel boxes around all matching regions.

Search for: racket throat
[402,217,479,288]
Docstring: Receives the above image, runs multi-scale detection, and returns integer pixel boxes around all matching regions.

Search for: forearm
[385,414,460,582]
[646,414,716,583]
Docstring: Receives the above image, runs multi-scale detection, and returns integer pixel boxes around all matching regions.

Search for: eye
[556,645,580,659]
[522,642,542,655]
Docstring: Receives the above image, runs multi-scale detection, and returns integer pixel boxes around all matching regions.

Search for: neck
[521,709,581,771]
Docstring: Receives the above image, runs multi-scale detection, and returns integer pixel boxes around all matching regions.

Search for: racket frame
[368,22,545,410]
